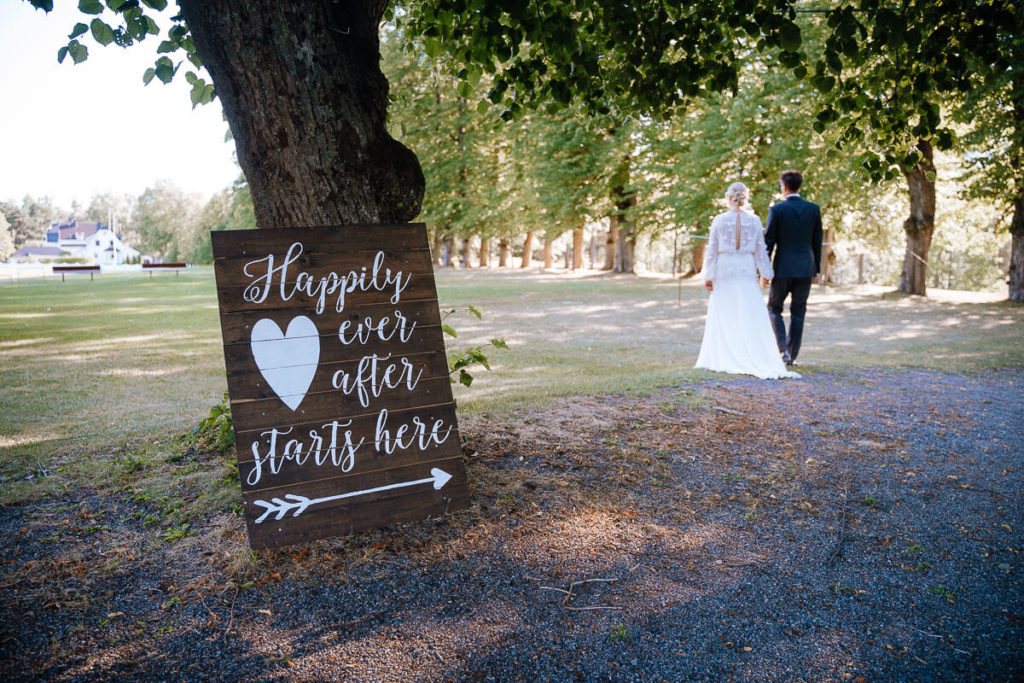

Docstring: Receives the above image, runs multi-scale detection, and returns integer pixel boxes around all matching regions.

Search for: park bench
[142,262,188,277]
[52,264,101,281]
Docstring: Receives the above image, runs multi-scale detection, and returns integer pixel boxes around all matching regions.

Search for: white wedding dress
[695,209,800,379]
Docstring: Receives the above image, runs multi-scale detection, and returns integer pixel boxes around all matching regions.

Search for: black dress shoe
[786,358,798,367]
[782,353,792,365]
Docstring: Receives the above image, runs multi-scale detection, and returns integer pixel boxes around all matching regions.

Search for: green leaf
[153,55,176,83]
[90,18,115,46]
[924,170,936,182]
[68,40,88,64]
[57,46,69,64]
[459,369,473,387]
[142,67,156,85]
[141,0,168,9]
[78,0,103,15]
[457,80,473,98]
[490,338,508,349]
[190,81,215,108]
[778,21,801,52]
[468,305,482,319]
[69,23,89,39]
[476,99,491,115]
[157,40,177,53]
[777,51,801,69]
[107,0,128,11]
[441,324,457,338]
[811,75,835,93]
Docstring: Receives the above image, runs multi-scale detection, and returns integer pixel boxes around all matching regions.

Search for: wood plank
[217,298,443,348]
[235,402,462,490]
[211,223,430,257]
[242,457,468,549]
[213,271,439,315]
[224,346,451,403]
[228,375,455,432]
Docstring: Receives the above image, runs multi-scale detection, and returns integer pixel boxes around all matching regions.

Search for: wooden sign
[211,224,468,549]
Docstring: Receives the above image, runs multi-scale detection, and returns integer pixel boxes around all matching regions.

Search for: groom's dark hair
[780,170,803,192]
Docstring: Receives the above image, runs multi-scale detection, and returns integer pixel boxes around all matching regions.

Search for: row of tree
[16,0,1022,300]
[381,15,1015,294]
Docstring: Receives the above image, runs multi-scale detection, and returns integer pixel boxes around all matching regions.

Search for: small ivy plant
[191,392,234,454]
[442,305,508,387]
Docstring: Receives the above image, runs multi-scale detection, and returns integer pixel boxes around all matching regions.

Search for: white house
[45,219,140,266]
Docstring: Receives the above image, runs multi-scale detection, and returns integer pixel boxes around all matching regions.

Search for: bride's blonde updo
[725,182,749,210]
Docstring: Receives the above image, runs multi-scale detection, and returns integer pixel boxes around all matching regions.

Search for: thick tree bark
[602,224,618,270]
[821,226,836,284]
[1010,194,1024,302]
[479,239,490,267]
[431,231,443,267]
[521,231,535,267]
[442,234,456,267]
[615,221,636,273]
[572,226,584,270]
[542,238,554,269]
[897,139,936,296]
[461,236,473,268]
[680,241,706,279]
[178,0,423,228]
[499,238,511,267]
[609,154,636,273]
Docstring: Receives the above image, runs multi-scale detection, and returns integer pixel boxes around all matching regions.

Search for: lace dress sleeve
[702,216,720,282]
[752,215,774,280]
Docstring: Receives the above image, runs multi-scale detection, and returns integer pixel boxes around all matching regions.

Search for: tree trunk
[442,234,456,268]
[615,222,636,273]
[610,153,636,273]
[542,238,554,269]
[572,226,584,270]
[432,230,443,267]
[681,241,706,279]
[897,139,936,296]
[1010,193,1024,302]
[603,223,618,270]
[461,236,473,268]
[499,238,511,267]
[178,0,423,228]
[521,231,535,267]
[479,238,490,267]
[821,226,836,284]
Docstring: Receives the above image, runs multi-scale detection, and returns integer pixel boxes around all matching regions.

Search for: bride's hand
[759,277,770,288]
[705,280,713,293]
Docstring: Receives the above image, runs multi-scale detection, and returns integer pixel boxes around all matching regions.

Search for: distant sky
[0,1,239,210]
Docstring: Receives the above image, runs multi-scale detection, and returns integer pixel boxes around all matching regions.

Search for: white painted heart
[250,316,320,411]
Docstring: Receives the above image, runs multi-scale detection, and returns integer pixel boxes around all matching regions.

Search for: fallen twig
[824,486,849,566]
[713,406,744,416]
[221,588,239,640]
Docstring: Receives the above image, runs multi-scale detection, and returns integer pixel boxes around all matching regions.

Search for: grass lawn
[2,266,1022,506]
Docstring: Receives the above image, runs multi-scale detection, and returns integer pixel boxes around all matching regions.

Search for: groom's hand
[759,277,770,288]
[705,280,713,293]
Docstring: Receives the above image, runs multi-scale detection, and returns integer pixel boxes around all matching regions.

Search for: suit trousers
[767,277,812,361]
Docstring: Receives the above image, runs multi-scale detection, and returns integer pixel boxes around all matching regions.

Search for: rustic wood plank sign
[211,224,468,549]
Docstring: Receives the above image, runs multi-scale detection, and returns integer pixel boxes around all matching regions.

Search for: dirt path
[2,368,1022,682]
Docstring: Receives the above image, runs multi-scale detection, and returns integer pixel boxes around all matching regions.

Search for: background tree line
[9,0,1018,297]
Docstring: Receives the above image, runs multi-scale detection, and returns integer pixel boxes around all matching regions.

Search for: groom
[764,170,823,366]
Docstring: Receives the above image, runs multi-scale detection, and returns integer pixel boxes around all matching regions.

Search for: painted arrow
[252,467,454,525]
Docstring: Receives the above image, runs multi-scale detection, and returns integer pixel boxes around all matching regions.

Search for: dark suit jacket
[765,195,823,279]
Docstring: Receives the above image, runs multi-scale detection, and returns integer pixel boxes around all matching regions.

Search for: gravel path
[2,368,1022,682]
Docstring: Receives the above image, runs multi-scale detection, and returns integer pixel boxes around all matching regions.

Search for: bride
[695,182,799,379]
